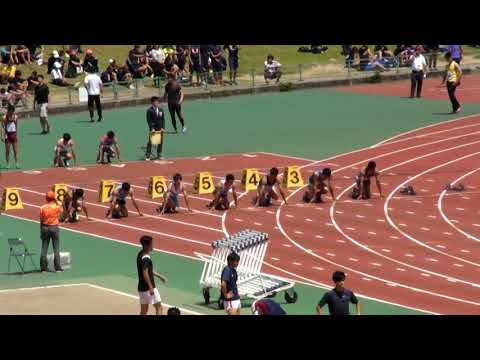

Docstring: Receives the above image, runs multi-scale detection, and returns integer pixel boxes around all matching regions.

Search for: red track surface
[2,117,480,314]
[334,73,480,104]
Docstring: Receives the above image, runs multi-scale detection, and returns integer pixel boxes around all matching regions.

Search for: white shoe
[182,126,187,134]
[129,84,135,90]
[145,156,151,161]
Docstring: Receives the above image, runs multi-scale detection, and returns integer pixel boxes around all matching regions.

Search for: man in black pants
[164,77,186,134]
[145,96,165,161]
[409,46,427,98]
[316,271,361,315]
[84,66,103,122]
[442,52,463,114]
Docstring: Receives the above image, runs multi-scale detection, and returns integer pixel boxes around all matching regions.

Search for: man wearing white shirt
[409,46,427,98]
[264,54,282,84]
[84,67,103,122]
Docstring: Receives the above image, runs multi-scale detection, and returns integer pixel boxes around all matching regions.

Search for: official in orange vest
[40,191,63,272]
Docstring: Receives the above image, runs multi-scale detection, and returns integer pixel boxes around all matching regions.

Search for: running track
[2,115,480,314]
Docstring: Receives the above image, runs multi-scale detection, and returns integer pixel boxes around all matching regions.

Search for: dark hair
[332,271,346,283]
[74,188,84,198]
[140,235,153,248]
[107,131,115,138]
[167,307,181,315]
[32,70,37,76]
[122,182,131,191]
[63,133,71,142]
[14,70,21,77]
[367,161,376,169]
[226,174,235,182]
[322,168,332,177]
[38,74,44,80]
[227,252,240,264]
[267,54,274,60]
[445,51,452,60]
[7,103,15,114]
[151,96,160,103]
[270,167,279,176]
[173,173,182,181]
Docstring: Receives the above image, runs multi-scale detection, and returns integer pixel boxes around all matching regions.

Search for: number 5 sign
[192,172,214,195]
[283,166,304,188]
[1,188,23,211]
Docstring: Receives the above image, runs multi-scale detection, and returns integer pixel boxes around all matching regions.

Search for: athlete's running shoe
[182,126,187,134]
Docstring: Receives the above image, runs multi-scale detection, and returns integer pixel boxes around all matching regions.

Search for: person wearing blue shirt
[220,252,241,315]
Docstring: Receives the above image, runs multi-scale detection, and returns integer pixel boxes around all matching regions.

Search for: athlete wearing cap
[39,191,63,272]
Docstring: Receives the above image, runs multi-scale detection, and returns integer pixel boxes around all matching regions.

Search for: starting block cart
[196,230,298,309]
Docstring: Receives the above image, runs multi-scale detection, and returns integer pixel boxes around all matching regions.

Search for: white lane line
[398,223,408,227]
[336,211,344,214]
[362,277,372,281]
[462,196,471,200]
[473,224,480,227]
[451,219,460,223]
[454,264,464,267]
[377,218,386,222]
[368,231,377,235]
[315,235,324,239]
[461,249,471,253]
[286,214,294,218]
[447,278,457,283]
[381,249,391,253]
[390,235,400,239]
[325,223,334,227]
[436,245,447,249]
[356,214,365,219]
[413,200,423,204]
[266,210,275,215]
[326,253,336,257]
[426,258,439,262]
[456,208,465,211]
[443,232,453,236]
[292,262,302,266]
[312,266,324,271]
[346,227,356,231]
[428,215,437,219]
[426,179,436,183]
[336,239,346,243]
[405,254,415,257]
[305,218,313,222]
[315,207,324,211]
[420,227,430,231]
[20,187,223,234]
[282,244,292,248]
[349,258,358,262]
[396,268,406,272]
[364,203,373,207]
[370,262,382,267]
[386,283,397,287]
[270,257,279,261]
[406,211,415,215]
[253,222,263,226]
[294,230,303,235]
[387,207,394,211]
[234,218,244,222]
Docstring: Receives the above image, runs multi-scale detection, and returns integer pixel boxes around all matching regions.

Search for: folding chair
[7,238,37,274]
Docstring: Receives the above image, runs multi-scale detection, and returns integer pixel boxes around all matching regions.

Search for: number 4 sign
[241,168,260,191]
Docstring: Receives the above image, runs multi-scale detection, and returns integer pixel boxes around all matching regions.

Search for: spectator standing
[224,45,240,85]
[137,235,168,315]
[1,104,20,169]
[150,45,165,81]
[209,45,226,85]
[188,45,202,86]
[409,46,427,98]
[220,252,241,315]
[425,44,439,70]
[145,96,165,161]
[33,75,51,134]
[358,45,371,70]
[264,54,282,84]
[164,77,186,134]
[449,45,463,64]
[175,45,187,81]
[316,271,361,315]
[39,191,64,273]
[84,67,103,122]
[442,52,463,113]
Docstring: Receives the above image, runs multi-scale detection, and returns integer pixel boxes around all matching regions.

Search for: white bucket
[47,252,71,271]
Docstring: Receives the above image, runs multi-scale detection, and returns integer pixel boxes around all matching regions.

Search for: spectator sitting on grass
[373,45,393,59]
[27,71,40,91]
[15,45,32,64]
[82,48,99,73]
[0,87,12,110]
[26,45,43,65]
[101,65,116,84]
[358,45,371,70]
[51,62,71,87]
[149,45,166,82]
[9,70,28,92]
[0,46,11,64]
[116,64,134,89]
[47,50,58,74]
[8,46,19,64]
[128,46,151,79]
[69,45,83,54]
[163,54,179,80]
[66,49,83,78]
[264,54,282,84]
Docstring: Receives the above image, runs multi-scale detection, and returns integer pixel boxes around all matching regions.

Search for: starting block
[1,188,23,211]
[282,166,304,188]
[147,176,167,199]
[98,180,117,202]
[53,184,69,203]
[192,172,214,195]
[241,168,261,191]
